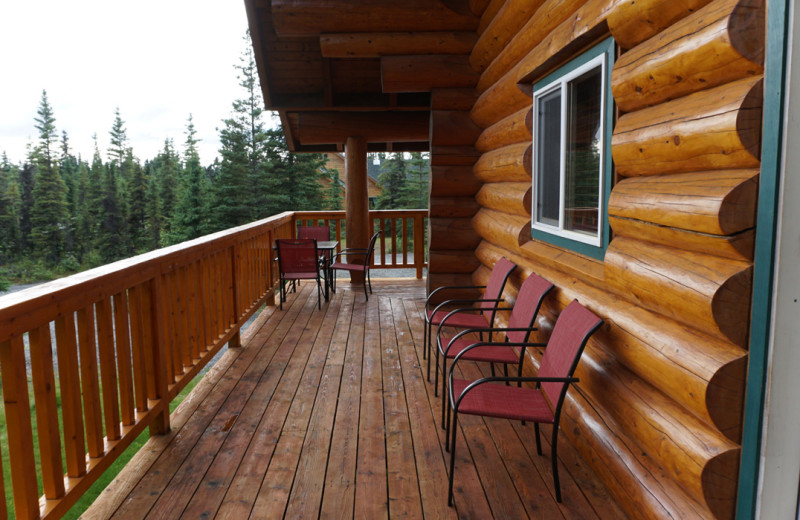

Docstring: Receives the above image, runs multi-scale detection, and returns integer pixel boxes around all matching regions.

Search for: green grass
[1,367,205,519]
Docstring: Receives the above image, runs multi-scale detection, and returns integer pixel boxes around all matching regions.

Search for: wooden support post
[148,275,171,435]
[346,136,369,284]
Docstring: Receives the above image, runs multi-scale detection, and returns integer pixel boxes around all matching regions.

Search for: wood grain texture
[431,110,483,146]
[475,107,532,152]
[612,0,765,112]
[320,31,476,58]
[429,196,481,218]
[382,55,479,92]
[605,236,752,347]
[430,165,483,196]
[428,249,482,273]
[476,182,532,216]
[431,87,478,110]
[472,208,531,251]
[608,0,715,49]
[473,142,531,182]
[478,0,507,34]
[612,77,763,176]
[429,217,483,250]
[470,0,547,72]
[608,170,759,235]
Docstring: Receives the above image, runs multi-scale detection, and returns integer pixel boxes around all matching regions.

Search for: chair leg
[316,278,322,310]
[363,273,369,301]
[534,422,542,455]
[367,268,373,293]
[425,323,432,381]
[434,342,440,399]
[551,424,562,502]
[447,409,459,507]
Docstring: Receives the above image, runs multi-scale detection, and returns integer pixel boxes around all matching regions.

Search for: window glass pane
[536,89,561,227]
[564,66,601,236]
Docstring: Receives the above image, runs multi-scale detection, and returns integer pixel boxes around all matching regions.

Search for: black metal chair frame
[329,230,382,300]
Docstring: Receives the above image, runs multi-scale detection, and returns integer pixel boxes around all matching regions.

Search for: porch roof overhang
[244,0,479,152]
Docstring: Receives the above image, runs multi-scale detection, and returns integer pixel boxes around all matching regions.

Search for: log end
[707,355,747,442]
[702,448,741,520]
[712,266,753,347]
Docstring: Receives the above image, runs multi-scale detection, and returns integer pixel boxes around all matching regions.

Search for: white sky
[0,0,252,166]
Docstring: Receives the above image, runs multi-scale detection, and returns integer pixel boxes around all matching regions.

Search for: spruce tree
[72,160,91,262]
[406,152,430,209]
[30,91,69,264]
[18,153,35,253]
[125,149,148,252]
[169,115,210,243]
[143,160,162,250]
[108,107,128,168]
[0,154,22,261]
[156,138,180,240]
[323,168,343,210]
[375,152,411,210]
[95,158,124,262]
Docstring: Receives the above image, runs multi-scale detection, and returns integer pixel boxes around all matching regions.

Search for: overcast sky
[0,0,253,166]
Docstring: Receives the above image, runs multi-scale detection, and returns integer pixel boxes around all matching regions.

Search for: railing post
[266,229,277,306]
[149,274,171,435]
[229,243,242,348]
[414,212,425,279]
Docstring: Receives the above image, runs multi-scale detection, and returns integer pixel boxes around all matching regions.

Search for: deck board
[84,279,626,519]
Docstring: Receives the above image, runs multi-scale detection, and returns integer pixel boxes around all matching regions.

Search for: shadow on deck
[83,278,626,519]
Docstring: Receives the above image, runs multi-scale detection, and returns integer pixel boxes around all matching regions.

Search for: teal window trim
[736,1,790,518]
[530,37,615,261]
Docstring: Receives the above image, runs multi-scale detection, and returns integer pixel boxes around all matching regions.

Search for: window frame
[530,37,615,260]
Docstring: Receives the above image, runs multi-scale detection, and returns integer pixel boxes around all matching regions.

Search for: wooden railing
[293,209,428,278]
[0,209,427,519]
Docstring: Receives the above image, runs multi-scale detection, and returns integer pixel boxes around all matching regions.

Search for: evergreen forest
[0,35,428,291]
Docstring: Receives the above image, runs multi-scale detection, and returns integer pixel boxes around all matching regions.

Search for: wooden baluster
[76,305,104,458]
[176,266,191,370]
[230,244,242,349]
[390,218,397,266]
[194,260,209,353]
[29,325,66,499]
[148,275,170,435]
[414,214,425,279]
[402,217,409,267]
[0,336,39,519]
[161,271,176,384]
[95,297,121,441]
[186,262,200,361]
[223,248,233,331]
[139,282,158,403]
[128,284,148,412]
[55,314,86,476]
[202,255,214,343]
[112,292,136,426]
[217,251,226,336]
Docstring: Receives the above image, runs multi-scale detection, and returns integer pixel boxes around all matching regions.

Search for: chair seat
[283,272,319,280]
[427,309,488,330]
[331,262,366,272]
[452,379,555,423]
[441,337,519,364]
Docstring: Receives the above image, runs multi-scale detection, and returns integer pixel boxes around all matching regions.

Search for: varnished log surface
[83,279,625,520]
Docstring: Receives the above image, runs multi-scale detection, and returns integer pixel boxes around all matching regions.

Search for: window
[531,38,615,259]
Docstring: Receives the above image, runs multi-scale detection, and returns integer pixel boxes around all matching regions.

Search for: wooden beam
[295,111,429,145]
[320,32,476,58]
[345,137,369,284]
[381,55,478,92]
[272,0,478,37]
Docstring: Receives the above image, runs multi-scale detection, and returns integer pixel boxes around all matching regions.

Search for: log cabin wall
[464,0,764,519]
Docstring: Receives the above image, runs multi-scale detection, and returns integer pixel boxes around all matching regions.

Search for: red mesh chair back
[478,257,516,314]
[365,230,381,266]
[277,239,319,275]
[505,273,554,344]
[298,226,330,242]
[539,300,602,406]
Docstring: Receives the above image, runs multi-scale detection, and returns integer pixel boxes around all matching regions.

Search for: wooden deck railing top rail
[0,209,427,519]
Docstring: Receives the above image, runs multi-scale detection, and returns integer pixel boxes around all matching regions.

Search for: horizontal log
[479,240,747,440]
[478,0,506,34]
[472,208,531,251]
[431,88,478,110]
[608,0,715,50]
[477,0,585,92]
[605,236,752,347]
[429,197,481,218]
[472,0,615,128]
[272,0,478,36]
[320,31,477,58]
[295,111,429,145]
[431,110,482,147]
[473,142,531,182]
[611,0,765,112]
[612,77,763,177]
[470,0,547,73]
[428,249,481,273]
[430,146,481,166]
[430,165,483,196]
[609,216,755,262]
[428,217,481,250]
[475,182,531,216]
[608,170,759,235]
[381,55,479,92]
[427,273,481,304]
[475,107,532,152]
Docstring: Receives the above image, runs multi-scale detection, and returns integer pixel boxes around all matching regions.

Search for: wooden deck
[84,279,626,519]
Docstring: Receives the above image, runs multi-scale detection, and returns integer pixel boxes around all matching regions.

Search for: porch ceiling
[244,0,479,152]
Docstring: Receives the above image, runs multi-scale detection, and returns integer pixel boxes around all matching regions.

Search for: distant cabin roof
[244,0,478,152]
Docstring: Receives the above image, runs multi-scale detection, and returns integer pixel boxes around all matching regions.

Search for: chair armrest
[428,298,505,324]
[443,328,543,353]
[448,340,546,363]
[331,248,370,263]
[448,372,579,407]
[425,284,486,311]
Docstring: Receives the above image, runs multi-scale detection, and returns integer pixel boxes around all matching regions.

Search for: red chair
[423,257,516,386]
[298,225,330,242]
[329,230,382,300]
[447,300,602,505]
[276,238,323,310]
[436,272,554,426]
